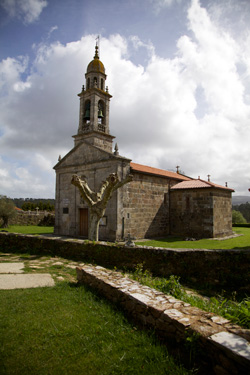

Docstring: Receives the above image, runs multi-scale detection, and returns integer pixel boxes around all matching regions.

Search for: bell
[84,109,90,119]
[98,109,104,118]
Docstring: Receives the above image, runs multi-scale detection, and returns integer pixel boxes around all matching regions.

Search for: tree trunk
[1,216,9,228]
[88,211,101,241]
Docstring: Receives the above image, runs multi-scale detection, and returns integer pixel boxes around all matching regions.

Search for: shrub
[232,210,246,224]
[0,196,16,228]
[38,214,55,227]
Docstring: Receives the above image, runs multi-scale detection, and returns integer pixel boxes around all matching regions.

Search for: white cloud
[1,0,250,197]
[150,0,183,14]
[130,36,155,58]
[0,56,29,94]
[1,0,47,24]
[0,155,54,198]
[48,25,58,38]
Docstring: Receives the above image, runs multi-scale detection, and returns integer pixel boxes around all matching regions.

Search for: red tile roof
[171,179,234,192]
[130,162,191,181]
[15,207,23,211]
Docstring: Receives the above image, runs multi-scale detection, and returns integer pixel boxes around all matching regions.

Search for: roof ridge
[171,178,234,192]
[199,178,231,190]
[198,178,212,186]
[130,162,191,181]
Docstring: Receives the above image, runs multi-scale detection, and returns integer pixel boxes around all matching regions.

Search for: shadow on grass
[19,254,49,260]
[152,236,186,243]
[231,246,250,251]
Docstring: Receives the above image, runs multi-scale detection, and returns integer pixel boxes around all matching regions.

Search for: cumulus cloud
[1,0,47,24]
[0,155,54,198]
[0,0,250,197]
[0,56,29,94]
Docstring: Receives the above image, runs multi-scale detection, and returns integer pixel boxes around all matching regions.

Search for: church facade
[54,46,234,241]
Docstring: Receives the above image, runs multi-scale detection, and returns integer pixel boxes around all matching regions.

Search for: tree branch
[71,175,96,206]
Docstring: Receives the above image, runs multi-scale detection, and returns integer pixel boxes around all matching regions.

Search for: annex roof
[130,162,191,181]
[170,179,234,192]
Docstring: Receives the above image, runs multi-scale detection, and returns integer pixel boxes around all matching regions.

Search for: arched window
[83,100,91,124]
[101,79,104,90]
[87,78,90,89]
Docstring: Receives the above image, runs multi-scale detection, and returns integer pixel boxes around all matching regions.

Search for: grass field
[2,225,250,250]
[0,276,191,375]
[0,225,249,373]
[1,225,54,235]
[136,227,250,249]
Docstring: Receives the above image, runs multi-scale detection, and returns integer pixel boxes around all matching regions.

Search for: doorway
[79,208,88,237]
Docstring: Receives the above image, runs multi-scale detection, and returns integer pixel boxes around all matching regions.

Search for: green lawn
[0,282,191,375]
[136,227,250,249]
[3,225,250,250]
[1,225,54,235]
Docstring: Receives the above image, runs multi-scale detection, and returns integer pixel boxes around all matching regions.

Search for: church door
[79,208,88,237]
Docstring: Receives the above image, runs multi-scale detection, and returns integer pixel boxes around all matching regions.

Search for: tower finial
[94,35,100,59]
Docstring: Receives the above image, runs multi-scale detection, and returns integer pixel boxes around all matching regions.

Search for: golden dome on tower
[87,45,105,74]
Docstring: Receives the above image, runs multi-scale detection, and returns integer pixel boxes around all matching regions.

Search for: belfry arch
[98,100,105,124]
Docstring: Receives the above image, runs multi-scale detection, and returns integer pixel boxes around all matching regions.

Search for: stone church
[54,45,234,241]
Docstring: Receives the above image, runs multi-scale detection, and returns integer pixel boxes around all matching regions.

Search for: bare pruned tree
[71,172,132,241]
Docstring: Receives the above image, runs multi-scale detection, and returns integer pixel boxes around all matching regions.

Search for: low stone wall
[76,264,250,375]
[8,212,54,226]
[0,232,249,293]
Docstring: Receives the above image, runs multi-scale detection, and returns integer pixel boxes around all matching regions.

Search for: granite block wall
[122,173,176,239]
[170,188,233,238]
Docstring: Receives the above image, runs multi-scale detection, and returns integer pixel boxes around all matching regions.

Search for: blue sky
[0,0,250,198]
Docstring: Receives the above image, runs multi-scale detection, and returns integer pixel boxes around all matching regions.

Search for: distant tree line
[0,196,55,228]
[21,201,55,212]
[12,198,55,212]
[232,202,250,223]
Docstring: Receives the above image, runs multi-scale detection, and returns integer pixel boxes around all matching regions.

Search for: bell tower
[73,43,115,152]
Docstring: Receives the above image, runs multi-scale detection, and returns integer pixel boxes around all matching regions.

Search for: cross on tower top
[95,35,100,58]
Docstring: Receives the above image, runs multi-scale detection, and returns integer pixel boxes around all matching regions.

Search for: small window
[63,207,69,214]
[100,216,107,226]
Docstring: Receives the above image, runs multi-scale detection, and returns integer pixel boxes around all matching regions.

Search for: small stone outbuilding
[54,45,234,241]
[170,179,234,238]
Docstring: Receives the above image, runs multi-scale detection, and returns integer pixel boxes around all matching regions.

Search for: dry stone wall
[76,264,250,375]
[8,212,54,226]
[0,232,249,293]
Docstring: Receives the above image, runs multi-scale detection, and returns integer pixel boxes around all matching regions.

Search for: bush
[0,196,16,228]
[232,210,246,224]
[38,214,55,227]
